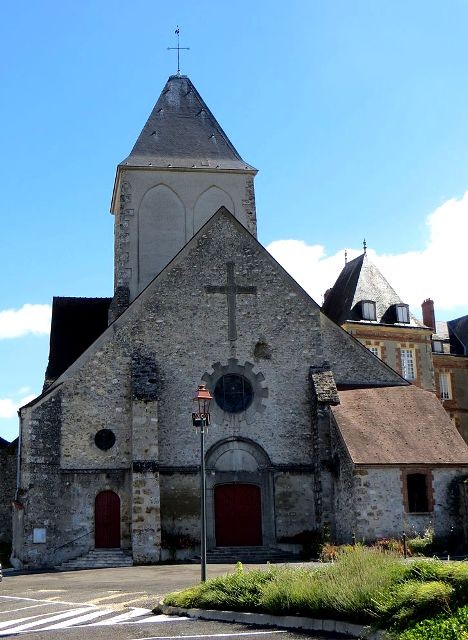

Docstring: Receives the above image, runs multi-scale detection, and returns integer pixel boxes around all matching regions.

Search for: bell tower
[109,75,257,319]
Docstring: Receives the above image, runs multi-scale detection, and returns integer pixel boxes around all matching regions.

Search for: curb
[157,603,386,639]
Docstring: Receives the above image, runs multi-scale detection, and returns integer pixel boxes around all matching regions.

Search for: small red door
[95,491,120,548]
[215,484,262,546]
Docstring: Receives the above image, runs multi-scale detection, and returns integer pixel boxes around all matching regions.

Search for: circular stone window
[214,374,254,413]
[94,429,116,451]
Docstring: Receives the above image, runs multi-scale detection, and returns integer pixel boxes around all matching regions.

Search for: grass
[162,548,468,635]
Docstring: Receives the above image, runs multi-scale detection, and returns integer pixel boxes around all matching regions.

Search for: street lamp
[192,383,212,582]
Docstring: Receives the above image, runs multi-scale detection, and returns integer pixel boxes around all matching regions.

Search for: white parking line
[0,607,94,635]
[41,608,116,630]
[122,615,190,625]
[0,609,76,630]
[0,603,55,614]
[0,595,97,607]
[83,607,153,626]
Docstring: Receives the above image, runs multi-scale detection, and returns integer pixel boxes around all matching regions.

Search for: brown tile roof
[332,385,468,466]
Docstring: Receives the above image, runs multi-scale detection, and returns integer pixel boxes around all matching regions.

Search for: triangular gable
[35,207,408,401]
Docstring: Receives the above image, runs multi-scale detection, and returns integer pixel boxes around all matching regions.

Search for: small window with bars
[439,372,451,400]
[400,349,415,380]
[368,346,381,358]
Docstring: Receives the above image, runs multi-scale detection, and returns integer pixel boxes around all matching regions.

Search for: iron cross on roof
[167,26,190,76]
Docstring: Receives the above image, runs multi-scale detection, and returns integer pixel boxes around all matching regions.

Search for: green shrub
[260,547,404,623]
[396,605,468,640]
[164,562,278,611]
[403,559,468,608]
[373,580,453,628]
[407,527,434,556]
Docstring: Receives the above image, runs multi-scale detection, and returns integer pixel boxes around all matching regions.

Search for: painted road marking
[41,608,117,629]
[122,615,189,625]
[0,609,77,629]
[85,591,142,604]
[82,607,154,626]
[0,603,55,614]
[0,607,93,634]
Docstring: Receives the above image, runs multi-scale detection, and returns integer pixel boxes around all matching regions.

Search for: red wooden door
[95,491,120,548]
[215,484,262,546]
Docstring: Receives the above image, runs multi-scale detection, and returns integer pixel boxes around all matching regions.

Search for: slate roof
[448,315,468,356]
[45,297,111,381]
[120,75,256,172]
[332,385,468,465]
[322,253,424,327]
[0,436,10,449]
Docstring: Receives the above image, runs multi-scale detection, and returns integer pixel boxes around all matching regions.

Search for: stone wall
[0,440,17,544]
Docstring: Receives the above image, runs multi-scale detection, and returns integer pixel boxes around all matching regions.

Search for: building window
[406,473,430,512]
[400,349,416,380]
[432,340,443,353]
[368,346,381,358]
[361,301,377,321]
[214,374,254,413]
[439,372,452,400]
[396,304,410,323]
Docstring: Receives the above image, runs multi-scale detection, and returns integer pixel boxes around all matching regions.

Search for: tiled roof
[120,75,256,172]
[332,385,468,465]
[322,253,423,327]
[45,297,111,380]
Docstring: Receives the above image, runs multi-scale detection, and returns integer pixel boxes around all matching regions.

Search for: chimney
[421,298,435,332]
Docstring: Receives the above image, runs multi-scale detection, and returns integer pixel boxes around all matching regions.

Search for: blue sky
[2,1,468,441]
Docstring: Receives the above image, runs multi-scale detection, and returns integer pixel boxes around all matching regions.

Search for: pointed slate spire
[121,75,256,171]
[322,252,423,327]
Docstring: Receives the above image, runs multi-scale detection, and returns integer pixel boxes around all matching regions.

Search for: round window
[213,374,254,413]
[94,429,116,451]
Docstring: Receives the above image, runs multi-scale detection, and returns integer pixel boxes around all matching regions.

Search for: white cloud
[267,191,468,314]
[0,304,51,339]
[0,394,36,419]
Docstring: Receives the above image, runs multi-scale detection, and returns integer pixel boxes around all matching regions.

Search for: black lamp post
[192,383,212,582]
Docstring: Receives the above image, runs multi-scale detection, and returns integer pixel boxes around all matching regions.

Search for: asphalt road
[0,565,343,640]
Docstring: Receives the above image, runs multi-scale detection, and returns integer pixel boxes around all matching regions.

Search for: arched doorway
[95,491,120,548]
[215,483,262,546]
[205,438,275,549]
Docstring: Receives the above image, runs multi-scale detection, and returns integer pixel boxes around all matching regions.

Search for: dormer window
[396,304,410,323]
[361,301,376,321]
[432,340,444,353]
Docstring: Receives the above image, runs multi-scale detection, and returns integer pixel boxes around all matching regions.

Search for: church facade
[11,75,468,568]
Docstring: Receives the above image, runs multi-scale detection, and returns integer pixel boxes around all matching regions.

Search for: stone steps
[204,546,299,564]
[55,548,133,571]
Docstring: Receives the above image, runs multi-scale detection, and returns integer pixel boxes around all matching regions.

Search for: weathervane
[363,238,367,254]
[167,26,190,76]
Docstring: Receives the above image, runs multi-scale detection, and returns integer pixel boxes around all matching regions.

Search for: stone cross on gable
[206,262,257,341]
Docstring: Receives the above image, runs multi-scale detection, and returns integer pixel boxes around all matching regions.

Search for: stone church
[11,75,468,568]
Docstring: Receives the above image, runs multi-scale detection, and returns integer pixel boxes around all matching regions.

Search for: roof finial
[363,238,367,254]
[344,249,348,265]
[167,26,190,76]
